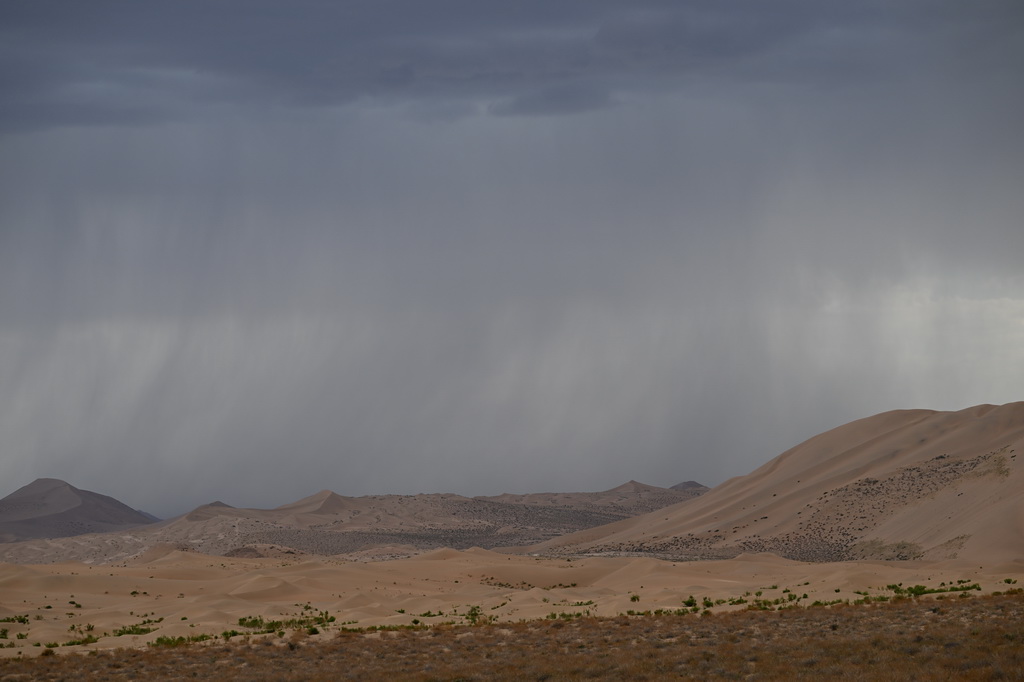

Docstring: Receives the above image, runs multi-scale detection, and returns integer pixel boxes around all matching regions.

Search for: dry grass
[2,592,1022,680]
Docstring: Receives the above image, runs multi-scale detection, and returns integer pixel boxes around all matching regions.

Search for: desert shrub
[63,635,98,646]
[150,634,213,647]
[113,624,155,637]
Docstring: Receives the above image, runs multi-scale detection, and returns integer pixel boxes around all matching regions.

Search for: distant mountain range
[0,477,706,563]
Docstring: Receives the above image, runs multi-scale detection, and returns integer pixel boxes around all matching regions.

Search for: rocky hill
[475,480,706,516]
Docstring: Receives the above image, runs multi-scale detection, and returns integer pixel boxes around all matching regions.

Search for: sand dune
[536,402,1024,563]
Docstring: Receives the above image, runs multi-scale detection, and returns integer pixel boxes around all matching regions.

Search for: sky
[1,1,1023,518]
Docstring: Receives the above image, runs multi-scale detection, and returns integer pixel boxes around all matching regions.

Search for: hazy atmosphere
[2,1,1022,518]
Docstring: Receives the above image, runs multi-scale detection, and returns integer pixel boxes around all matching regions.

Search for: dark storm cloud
[4,0,1017,132]
[0,1,1022,517]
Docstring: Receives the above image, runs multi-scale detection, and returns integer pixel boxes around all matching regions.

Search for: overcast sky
[1,1,1022,518]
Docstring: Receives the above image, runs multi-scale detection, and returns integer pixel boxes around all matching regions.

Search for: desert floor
[3,591,1024,680]
[1,548,1022,658]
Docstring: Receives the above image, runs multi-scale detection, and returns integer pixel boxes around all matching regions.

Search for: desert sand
[1,547,1022,657]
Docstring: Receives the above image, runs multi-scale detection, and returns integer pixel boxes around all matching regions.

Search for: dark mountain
[669,480,709,492]
[0,478,156,543]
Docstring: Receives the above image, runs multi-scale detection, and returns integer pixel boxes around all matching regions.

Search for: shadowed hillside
[0,478,156,543]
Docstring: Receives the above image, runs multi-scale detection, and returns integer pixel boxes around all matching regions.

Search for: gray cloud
[0,1,1022,517]
[490,83,614,116]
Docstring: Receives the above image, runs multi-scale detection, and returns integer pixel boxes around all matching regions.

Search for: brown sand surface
[1,549,1021,657]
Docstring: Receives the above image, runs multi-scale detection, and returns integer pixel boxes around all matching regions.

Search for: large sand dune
[535,403,1024,563]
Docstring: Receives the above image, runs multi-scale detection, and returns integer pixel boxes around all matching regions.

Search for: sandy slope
[535,403,1024,563]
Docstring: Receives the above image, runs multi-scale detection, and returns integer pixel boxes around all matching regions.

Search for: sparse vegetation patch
[2,592,1022,680]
